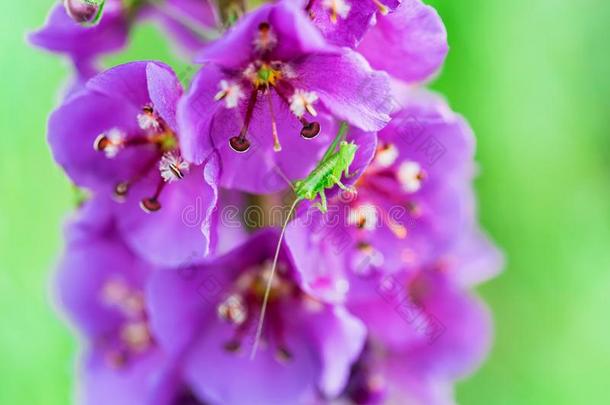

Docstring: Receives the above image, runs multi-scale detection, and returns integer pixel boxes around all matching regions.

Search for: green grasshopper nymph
[250,121,358,359]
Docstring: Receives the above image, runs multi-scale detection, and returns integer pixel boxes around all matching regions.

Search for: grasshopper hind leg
[313,189,328,213]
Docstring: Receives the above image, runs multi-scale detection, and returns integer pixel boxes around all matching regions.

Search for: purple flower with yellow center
[286,90,475,301]
[29,0,218,74]
[147,229,366,404]
[178,1,391,192]
[48,61,220,267]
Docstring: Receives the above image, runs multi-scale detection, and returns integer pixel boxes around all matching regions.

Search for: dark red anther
[230,90,259,153]
[229,136,251,152]
[114,181,130,200]
[139,178,166,213]
[140,198,162,213]
[300,120,321,139]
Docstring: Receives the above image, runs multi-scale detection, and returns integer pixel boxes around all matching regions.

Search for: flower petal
[296,49,392,131]
[358,0,448,83]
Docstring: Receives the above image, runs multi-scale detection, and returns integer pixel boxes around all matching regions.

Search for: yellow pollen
[252,64,283,88]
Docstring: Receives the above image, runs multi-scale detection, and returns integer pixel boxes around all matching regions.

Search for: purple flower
[351,273,491,405]
[147,229,366,404]
[29,0,218,74]
[286,90,475,301]
[178,1,391,193]
[48,61,219,267]
[56,216,183,405]
[320,246,498,405]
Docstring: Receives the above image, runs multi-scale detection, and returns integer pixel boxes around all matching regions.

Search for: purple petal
[87,61,172,109]
[47,91,146,190]
[143,0,218,54]
[295,49,392,131]
[55,230,147,339]
[195,2,333,67]
[176,65,224,165]
[28,3,128,61]
[358,0,448,83]
[80,349,169,405]
[116,156,220,268]
[146,63,183,131]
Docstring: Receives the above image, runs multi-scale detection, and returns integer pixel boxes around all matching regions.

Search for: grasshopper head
[339,141,358,167]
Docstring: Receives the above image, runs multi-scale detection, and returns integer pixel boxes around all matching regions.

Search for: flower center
[216,260,307,362]
[101,278,154,368]
[347,143,426,241]
[214,23,322,153]
[93,104,189,213]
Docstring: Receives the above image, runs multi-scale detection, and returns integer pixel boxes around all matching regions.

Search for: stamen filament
[267,91,282,152]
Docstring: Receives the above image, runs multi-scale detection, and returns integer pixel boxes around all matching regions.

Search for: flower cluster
[32,1,502,404]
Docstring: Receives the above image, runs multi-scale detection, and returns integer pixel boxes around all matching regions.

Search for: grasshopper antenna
[250,197,301,359]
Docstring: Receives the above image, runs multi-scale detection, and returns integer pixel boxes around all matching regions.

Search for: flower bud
[64,0,105,26]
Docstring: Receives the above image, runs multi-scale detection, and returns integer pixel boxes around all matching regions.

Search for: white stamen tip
[159,152,190,183]
[215,80,245,109]
[375,143,399,167]
[253,24,278,52]
[323,0,352,21]
[398,161,424,193]
[289,90,319,118]
[348,204,379,231]
[137,111,161,131]
[96,128,125,158]
[217,294,247,325]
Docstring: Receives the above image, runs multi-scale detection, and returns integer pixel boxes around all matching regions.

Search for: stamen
[120,321,152,353]
[223,340,242,353]
[215,80,245,109]
[371,0,389,15]
[101,279,129,306]
[386,217,407,239]
[397,161,425,193]
[105,350,127,369]
[374,143,399,168]
[140,178,166,213]
[230,90,258,153]
[159,152,189,183]
[273,83,321,139]
[289,90,319,118]
[137,105,161,131]
[94,128,125,158]
[300,119,321,139]
[114,181,130,200]
[348,204,379,231]
[275,346,293,362]
[267,92,282,152]
[217,294,248,325]
[113,154,162,201]
[253,22,278,53]
[322,0,352,23]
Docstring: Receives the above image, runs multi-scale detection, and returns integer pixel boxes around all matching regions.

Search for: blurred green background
[1,0,609,403]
